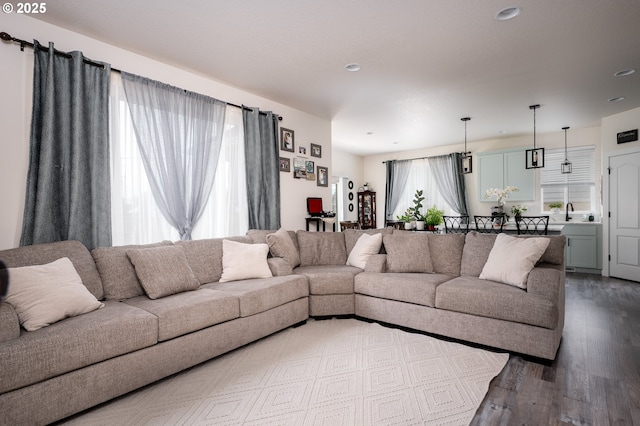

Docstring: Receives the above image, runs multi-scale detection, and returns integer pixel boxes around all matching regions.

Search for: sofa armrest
[526,264,564,301]
[267,257,293,276]
[0,302,20,343]
[365,254,387,273]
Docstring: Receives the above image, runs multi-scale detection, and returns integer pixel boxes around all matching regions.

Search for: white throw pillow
[6,257,104,331]
[346,233,383,269]
[479,233,550,289]
[219,239,273,282]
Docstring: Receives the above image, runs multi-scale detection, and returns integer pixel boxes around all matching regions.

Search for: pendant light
[526,104,545,169]
[460,117,472,174]
[561,126,572,173]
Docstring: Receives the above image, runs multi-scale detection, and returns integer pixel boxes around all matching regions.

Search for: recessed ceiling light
[608,96,625,102]
[345,63,361,72]
[496,6,521,21]
[614,68,636,77]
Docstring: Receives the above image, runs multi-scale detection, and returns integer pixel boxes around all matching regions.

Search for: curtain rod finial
[1,32,14,42]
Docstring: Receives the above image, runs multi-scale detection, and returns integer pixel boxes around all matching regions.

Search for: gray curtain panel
[121,73,226,240]
[427,153,469,215]
[20,41,111,251]
[384,160,411,220]
[242,107,281,230]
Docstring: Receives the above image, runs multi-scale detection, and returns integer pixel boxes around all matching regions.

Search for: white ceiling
[30,0,640,156]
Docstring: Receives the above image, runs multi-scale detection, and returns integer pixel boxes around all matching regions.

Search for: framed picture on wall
[279,157,290,172]
[311,143,322,158]
[317,166,328,187]
[293,157,306,179]
[280,128,294,152]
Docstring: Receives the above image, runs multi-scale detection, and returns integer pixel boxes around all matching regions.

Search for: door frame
[603,146,640,277]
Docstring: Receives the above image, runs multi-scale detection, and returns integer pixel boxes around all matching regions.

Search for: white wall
[331,148,364,222]
[0,14,332,249]
[600,106,640,276]
[363,126,602,228]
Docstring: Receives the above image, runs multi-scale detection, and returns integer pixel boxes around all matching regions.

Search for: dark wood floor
[472,273,640,425]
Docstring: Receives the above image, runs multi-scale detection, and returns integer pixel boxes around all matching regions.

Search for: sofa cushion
[346,233,383,269]
[247,229,299,251]
[294,265,362,295]
[533,235,565,265]
[1,240,104,300]
[6,258,104,331]
[266,228,301,268]
[428,234,465,276]
[383,233,433,273]
[297,231,347,266]
[0,302,20,343]
[204,275,308,317]
[355,272,452,307]
[127,245,200,299]
[460,232,497,277]
[124,288,239,341]
[479,233,550,289]
[435,276,558,329]
[220,239,272,282]
[175,236,251,285]
[0,301,158,394]
[343,228,392,255]
[92,240,173,301]
[461,232,566,277]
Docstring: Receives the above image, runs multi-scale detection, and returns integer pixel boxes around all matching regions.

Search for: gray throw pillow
[127,245,199,299]
[266,228,301,268]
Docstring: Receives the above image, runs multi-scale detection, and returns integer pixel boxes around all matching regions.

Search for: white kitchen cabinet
[478,149,535,201]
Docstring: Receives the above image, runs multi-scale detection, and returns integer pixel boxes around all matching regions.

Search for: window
[540,146,596,213]
[391,159,454,219]
[109,74,248,245]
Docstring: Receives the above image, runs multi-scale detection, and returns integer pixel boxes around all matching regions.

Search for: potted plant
[548,201,563,213]
[424,204,444,231]
[410,190,426,230]
[397,209,414,230]
[510,204,528,222]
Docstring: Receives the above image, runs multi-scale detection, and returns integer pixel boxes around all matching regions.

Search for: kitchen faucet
[565,202,574,221]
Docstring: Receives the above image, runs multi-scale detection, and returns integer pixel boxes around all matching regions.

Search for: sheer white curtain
[391,158,455,219]
[192,106,248,239]
[110,73,248,245]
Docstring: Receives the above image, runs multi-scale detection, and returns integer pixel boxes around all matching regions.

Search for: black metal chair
[474,215,505,233]
[516,215,549,235]
[443,215,470,234]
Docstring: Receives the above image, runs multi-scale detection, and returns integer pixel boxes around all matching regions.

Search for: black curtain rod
[0,31,282,121]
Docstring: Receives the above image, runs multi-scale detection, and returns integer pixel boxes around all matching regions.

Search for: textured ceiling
[27,0,640,155]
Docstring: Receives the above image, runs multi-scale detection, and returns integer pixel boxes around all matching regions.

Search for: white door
[609,151,640,282]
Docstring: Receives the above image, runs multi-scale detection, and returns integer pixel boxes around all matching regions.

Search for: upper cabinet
[478,149,535,201]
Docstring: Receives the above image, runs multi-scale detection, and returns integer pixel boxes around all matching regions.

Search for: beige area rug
[63,318,508,426]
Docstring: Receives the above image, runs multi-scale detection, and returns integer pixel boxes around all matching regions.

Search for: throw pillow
[479,233,550,289]
[346,233,383,269]
[219,239,273,282]
[266,228,301,268]
[6,257,104,331]
[127,245,200,299]
[383,233,433,273]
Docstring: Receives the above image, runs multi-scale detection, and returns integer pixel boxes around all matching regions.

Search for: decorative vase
[515,213,522,222]
[415,221,425,231]
[491,205,506,225]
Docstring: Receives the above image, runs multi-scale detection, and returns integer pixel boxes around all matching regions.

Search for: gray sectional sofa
[0,228,565,425]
